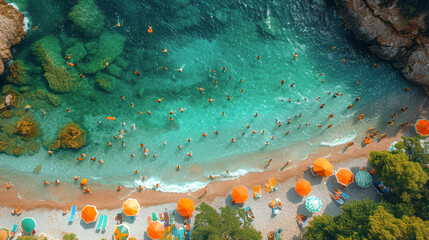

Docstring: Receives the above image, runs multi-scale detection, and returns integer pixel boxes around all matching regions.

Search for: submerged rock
[14,116,39,140]
[32,36,79,93]
[51,122,86,150]
[333,0,429,90]
[0,0,26,76]
[7,60,28,85]
[95,72,116,93]
[68,0,105,38]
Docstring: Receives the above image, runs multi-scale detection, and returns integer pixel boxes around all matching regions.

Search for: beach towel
[102,215,108,231]
[173,226,179,237]
[96,215,104,230]
[69,206,77,222]
[253,185,262,198]
[269,178,278,191]
[179,228,185,240]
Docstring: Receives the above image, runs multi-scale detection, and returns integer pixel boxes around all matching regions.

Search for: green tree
[305,214,337,240]
[191,202,262,240]
[394,136,429,174]
[62,233,78,240]
[368,206,429,239]
[368,151,428,201]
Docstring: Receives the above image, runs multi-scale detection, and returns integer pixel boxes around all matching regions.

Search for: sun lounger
[116,213,123,224]
[173,226,179,237]
[253,185,262,198]
[330,193,344,204]
[10,224,18,238]
[69,206,77,222]
[164,212,170,227]
[269,178,277,192]
[333,188,349,199]
[102,215,108,231]
[152,213,158,221]
[179,228,185,240]
[170,210,175,225]
[12,206,22,215]
[246,207,255,218]
[96,215,104,230]
[147,216,152,225]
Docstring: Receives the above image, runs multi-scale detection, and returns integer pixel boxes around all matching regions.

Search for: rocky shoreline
[0,0,25,76]
[333,0,429,91]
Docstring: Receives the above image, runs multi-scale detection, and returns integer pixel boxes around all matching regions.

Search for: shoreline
[0,129,406,210]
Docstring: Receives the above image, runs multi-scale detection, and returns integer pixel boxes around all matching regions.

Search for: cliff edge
[333,0,429,90]
[0,0,26,76]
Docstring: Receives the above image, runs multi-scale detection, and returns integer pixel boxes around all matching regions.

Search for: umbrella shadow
[303,171,322,186]
[174,210,185,224]
[122,215,135,224]
[286,187,304,204]
[297,203,311,216]
[79,219,96,229]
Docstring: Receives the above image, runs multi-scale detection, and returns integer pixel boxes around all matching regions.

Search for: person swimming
[320,103,325,108]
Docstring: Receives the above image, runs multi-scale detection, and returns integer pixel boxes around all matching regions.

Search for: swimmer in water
[209,98,215,104]
[400,106,408,112]
[341,58,346,64]
[285,131,290,135]
[328,114,334,119]
[280,80,285,85]
[254,113,259,117]
[387,120,394,126]
[320,103,325,108]
[293,53,298,60]
[348,104,354,109]
[74,176,79,181]
[391,113,397,118]
[356,96,360,102]
[178,145,182,150]
[134,170,139,174]
[221,112,226,118]
[276,120,282,127]
[187,152,193,157]
[215,130,219,135]
[98,159,104,163]
[176,165,180,170]
[231,138,236,142]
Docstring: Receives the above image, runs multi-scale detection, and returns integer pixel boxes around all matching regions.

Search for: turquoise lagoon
[0,0,426,196]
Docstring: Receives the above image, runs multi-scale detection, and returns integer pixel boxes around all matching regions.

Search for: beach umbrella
[123,198,140,217]
[147,221,165,239]
[114,224,130,240]
[21,218,36,233]
[295,179,312,196]
[415,119,429,136]
[355,170,372,188]
[81,205,98,224]
[177,198,195,217]
[306,196,322,213]
[231,186,249,204]
[313,158,333,177]
[0,228,11,240]
[335,168,354,187]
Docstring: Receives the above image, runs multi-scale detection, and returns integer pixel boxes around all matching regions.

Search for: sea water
[0,0,427,196]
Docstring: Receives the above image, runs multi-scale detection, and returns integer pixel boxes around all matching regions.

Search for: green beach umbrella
[355,170,372,188]
[0,227,11,240]
[306,196,322,213]
[21,218,36,233]
[114,224,130,240]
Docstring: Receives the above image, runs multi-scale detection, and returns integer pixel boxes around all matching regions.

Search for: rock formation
[51,122,86,150]
[333,0,429,90]
[0,0,26,76]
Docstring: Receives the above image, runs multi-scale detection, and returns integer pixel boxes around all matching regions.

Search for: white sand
[0,157,380,240]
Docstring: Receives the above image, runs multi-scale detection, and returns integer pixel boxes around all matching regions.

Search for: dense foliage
[306,136,429,239]
[192,202,262,240]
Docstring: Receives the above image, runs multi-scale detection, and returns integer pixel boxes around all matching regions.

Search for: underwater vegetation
[50,122,86,150]
[68,0,105,38]
[7,60,28,86]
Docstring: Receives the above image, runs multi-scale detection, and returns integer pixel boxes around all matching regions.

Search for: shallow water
[0,0,426,195]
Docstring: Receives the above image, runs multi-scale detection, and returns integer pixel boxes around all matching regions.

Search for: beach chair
[102,215,108,231]
[169,210,175,225]
[173,226,179,238]
[68,206,77,222]
[179,228,185,240]
[116,213,123,224]
[269,178,278,192]
[10,224,18,238]
[147,216,152,224]
[152,213,158,221]
[164,212,170,228]
[246,207,255,218]
[253,185,262,198]
[333,188,349,200]
[308,165,318,176]
[96,215,104,231]
[330,193,344,204]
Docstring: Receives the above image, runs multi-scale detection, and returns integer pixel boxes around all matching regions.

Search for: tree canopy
[191,202,262,240]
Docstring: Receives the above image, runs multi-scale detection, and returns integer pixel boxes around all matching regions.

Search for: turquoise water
[0,0,427,195]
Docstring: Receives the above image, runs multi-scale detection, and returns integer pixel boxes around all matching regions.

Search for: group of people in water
[28,51,414,194]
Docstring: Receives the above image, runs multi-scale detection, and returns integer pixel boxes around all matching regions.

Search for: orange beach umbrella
[147,221,165,239]
[231,186,248,204]
[123,198,140,216]
[177,198,194,217]
[313,158,333,177]
[81,205,98,224]
[335,168,354,186]
[295,179,312,196]
[415,119,429,136]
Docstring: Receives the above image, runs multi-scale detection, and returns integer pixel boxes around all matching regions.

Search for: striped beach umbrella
[306,196,322,213]
[114,224,130,240]
[0,228,11,240]
[21,218,36,233]
[355,170,372,188]
[123,198,140,217]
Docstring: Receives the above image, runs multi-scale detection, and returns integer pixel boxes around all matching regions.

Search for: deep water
[0,0,426,195]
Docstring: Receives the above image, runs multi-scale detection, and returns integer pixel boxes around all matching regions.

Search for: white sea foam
[320,131,357,147]
[131,168,260,193]
[8,2,31,32]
